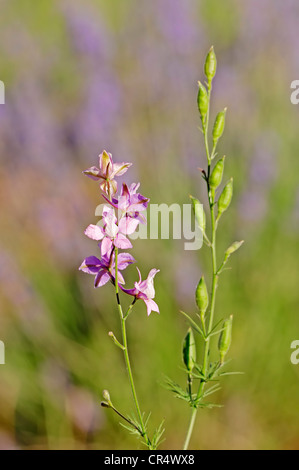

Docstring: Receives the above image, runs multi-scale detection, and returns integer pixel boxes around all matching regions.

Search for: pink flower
[103,183,149,224]
[84,206,135,252]
[83,150,132,195]
[121,268,160,316]
[79,243,135,288]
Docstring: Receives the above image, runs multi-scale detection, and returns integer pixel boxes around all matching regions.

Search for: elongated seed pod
[204,46,217,82]
[190,195,206,233]
[210,156,225,189]
[217,178,233,219]
[182,327,196,372]
[225,240,244,258]
[218,315,233,364]
[212,108,227,145]
[197,81,208,122]
[196,276,209,315]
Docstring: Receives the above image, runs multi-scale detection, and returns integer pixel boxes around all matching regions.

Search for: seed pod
[182,327,196,372]
[196,276,209,315]
[197,81,209,122]
[218,315,233,364]
[190,195,206,233]
[225,240,244,258]
[210,156,225,189]
[204,46,217,82]
[212,108,227,145]
[217,178,233,219]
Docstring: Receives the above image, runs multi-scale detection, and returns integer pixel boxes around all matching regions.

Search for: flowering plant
[79,48,242,450]
[80,150,163,449]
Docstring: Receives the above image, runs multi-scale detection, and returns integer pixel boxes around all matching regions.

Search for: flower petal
[101,237,113,258]
[99,150,113,176]
[144,299,160,316]
[83,166,102,181]
[117,253,136,270]
[118,217,140,235]
[84,224,104,241]
[94,270,111,287]
[110,162,132,178]
[79,256,101,274]
[114,233,132,250]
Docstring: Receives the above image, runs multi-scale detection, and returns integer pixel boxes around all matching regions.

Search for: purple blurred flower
[103,183,149,223]
[83,150,132,196]
[121,268,160,316]
[79,242,135,288]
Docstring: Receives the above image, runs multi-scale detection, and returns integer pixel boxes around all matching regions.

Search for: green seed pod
[212,108,227,145]
[182,327,196,372]
[210,156,225,189]
[197,81,209,122]
[225,240,244,258]
[190,195,206,233]
[204,46,217,82]
[218,315,233,364]
[217,178,233,219]
[196,276,209,315]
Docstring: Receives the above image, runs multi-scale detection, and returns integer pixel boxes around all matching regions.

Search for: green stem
[114,248,151,448]
[183,80,219,450]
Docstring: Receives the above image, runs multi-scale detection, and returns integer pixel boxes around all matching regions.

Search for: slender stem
[183,407,197,450]
[114,248,151,447]
[183,80,219,450]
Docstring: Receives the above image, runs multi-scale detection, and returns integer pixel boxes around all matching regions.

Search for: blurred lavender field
[0,0,299,449]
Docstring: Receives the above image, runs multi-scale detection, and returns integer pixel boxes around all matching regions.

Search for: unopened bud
[102,389,112,406]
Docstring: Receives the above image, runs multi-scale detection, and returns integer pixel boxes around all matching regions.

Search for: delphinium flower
[79,151,163,449]
[121,268,160,316]
[83,150,132,195]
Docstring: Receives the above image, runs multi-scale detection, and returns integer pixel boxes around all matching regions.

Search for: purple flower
[83,150,132,195]
[84,205,134,252]
[79,243,135,288]
[103,183,149,223]
[121,268,160,316]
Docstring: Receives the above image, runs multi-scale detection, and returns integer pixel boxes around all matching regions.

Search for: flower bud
[182,327,196,372]
[196,276,209,315]
[197,81,209,122]
[218,315,233,364]
[212,108,227,145]
[204,46,217,82]
[190,195,206,233]
[102,389,111,403]
[210,156,225,189]
[217,178,233,219]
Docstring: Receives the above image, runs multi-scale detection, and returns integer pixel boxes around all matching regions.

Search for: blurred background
[0,0,299,450]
